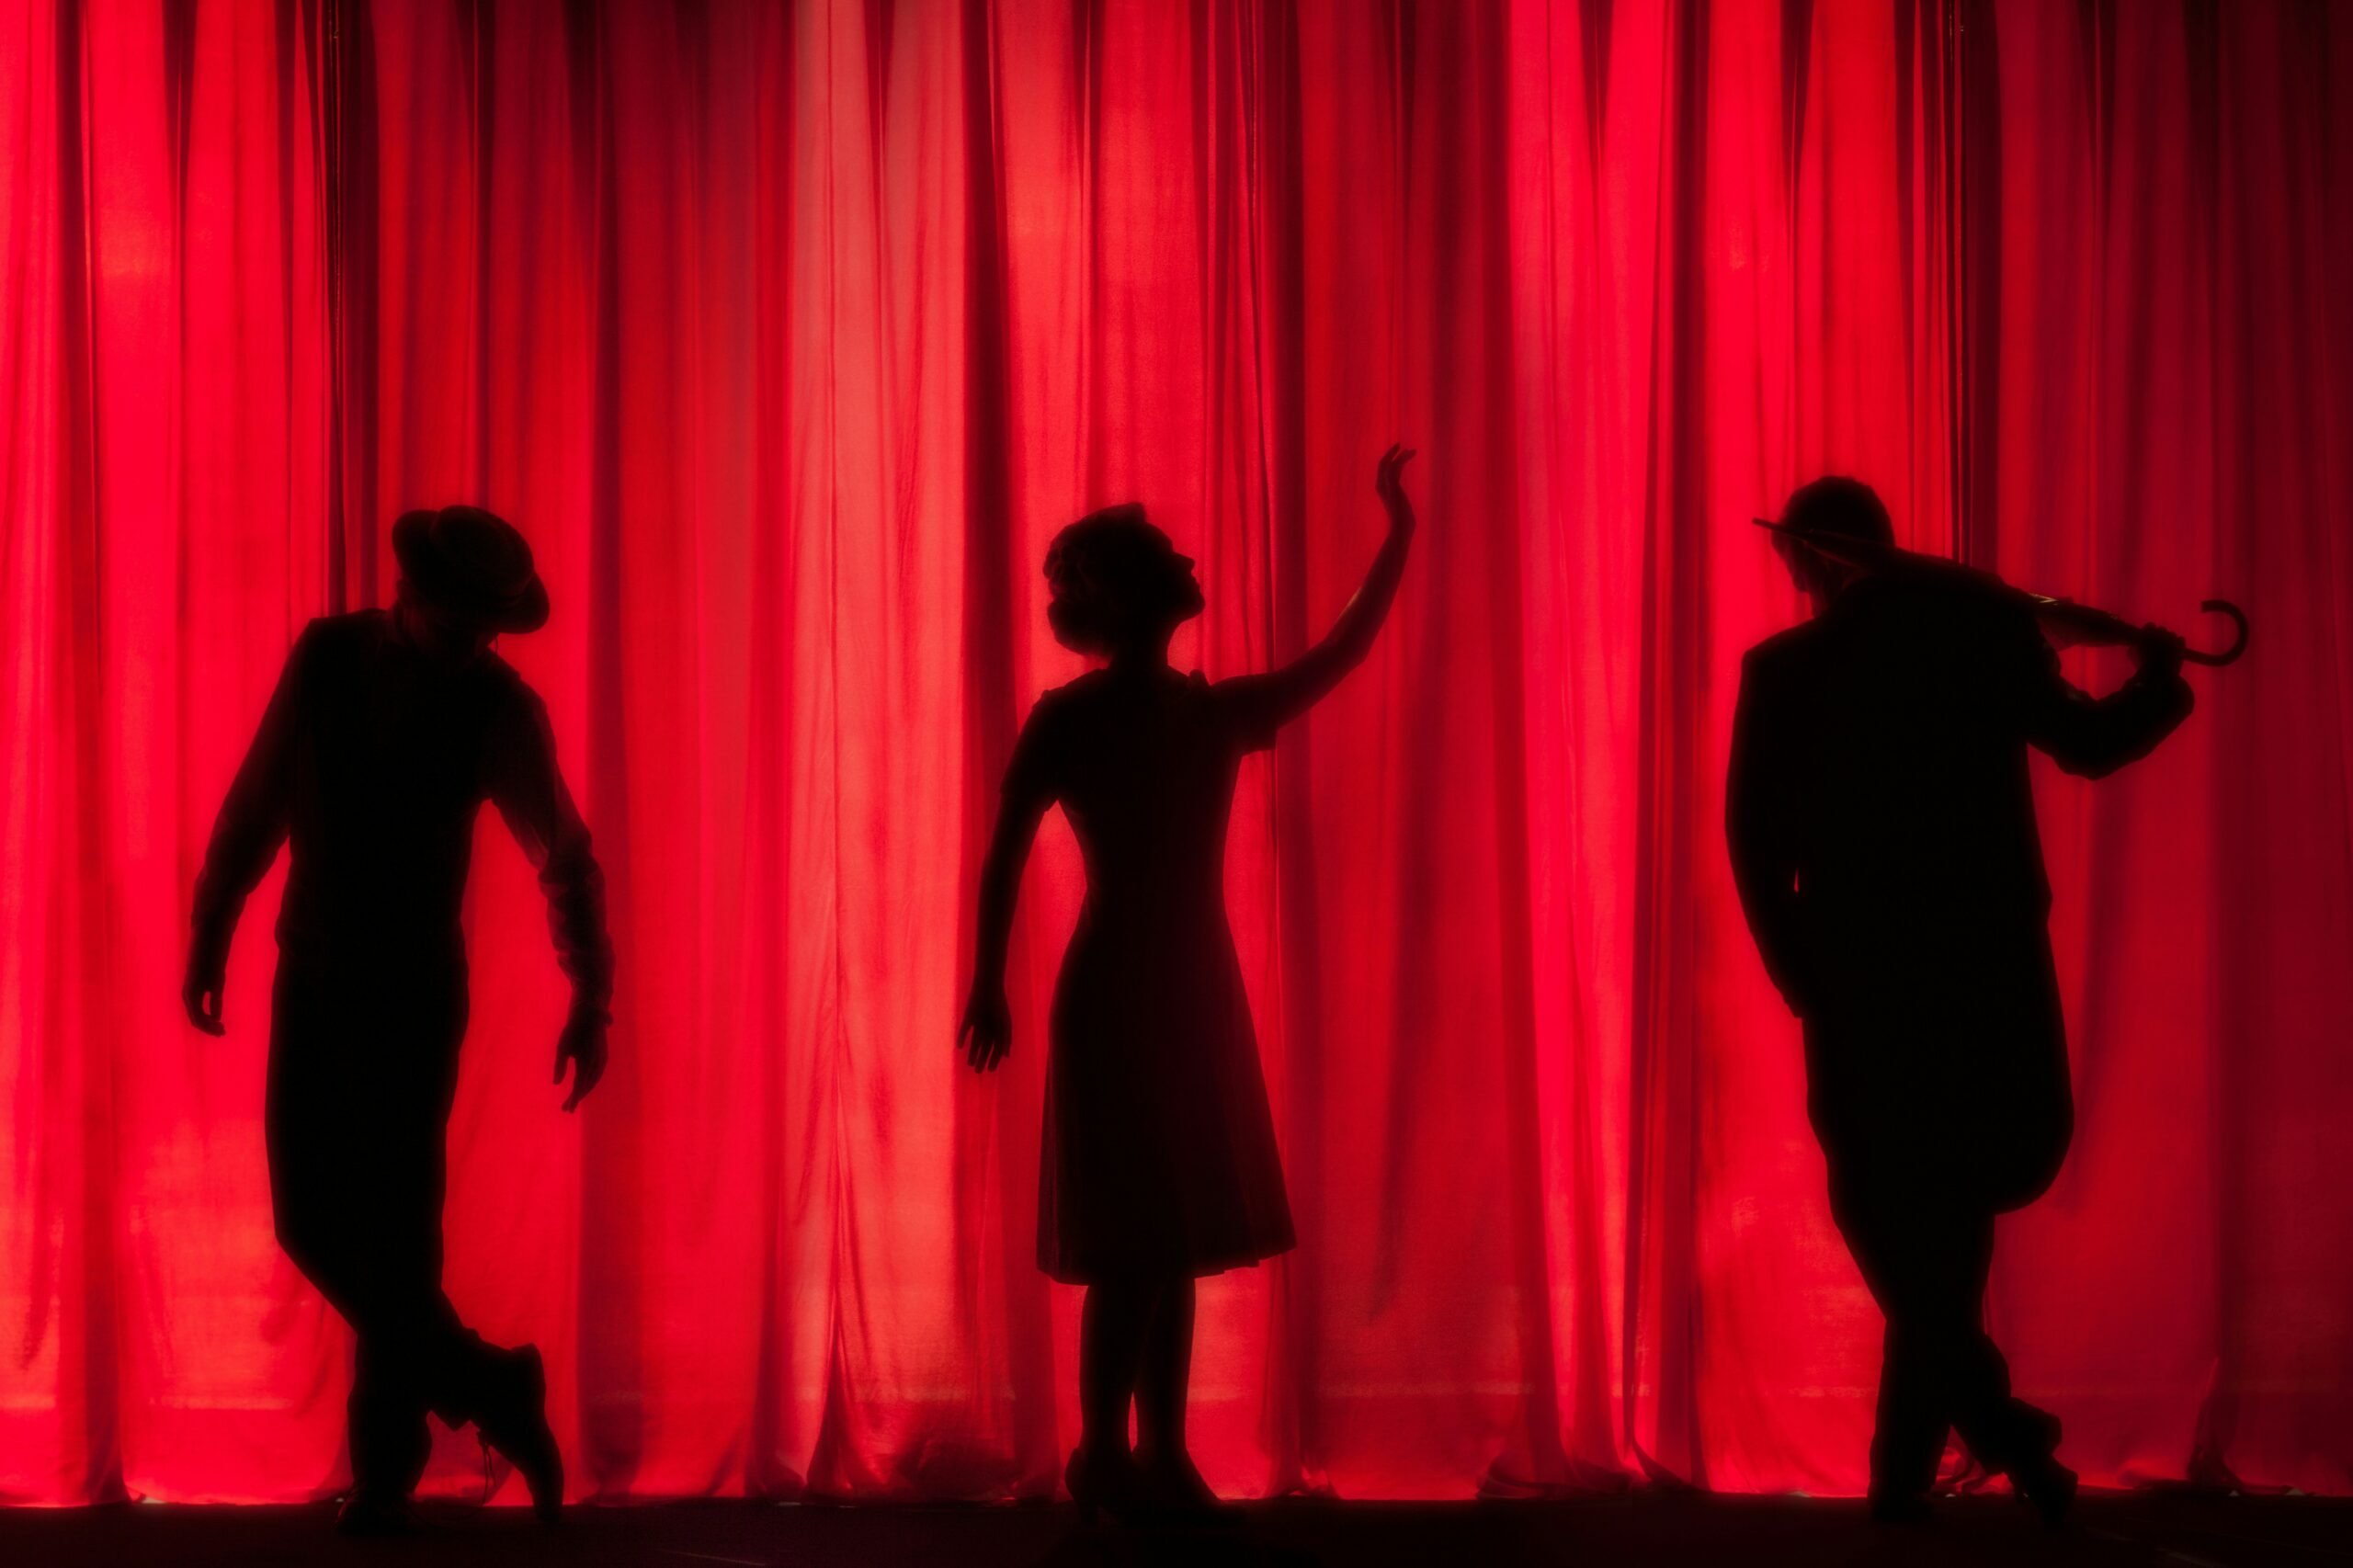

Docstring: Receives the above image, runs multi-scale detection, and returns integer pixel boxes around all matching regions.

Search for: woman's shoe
[1065,1445,1149,1526]
[1134,1448,1242,1526]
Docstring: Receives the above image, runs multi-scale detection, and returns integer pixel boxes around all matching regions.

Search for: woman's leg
[1078,1277,1156,1459]
[1133,1274,1194,1464]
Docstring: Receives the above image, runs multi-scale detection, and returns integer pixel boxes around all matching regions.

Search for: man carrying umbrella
[1726,477,2197,1525]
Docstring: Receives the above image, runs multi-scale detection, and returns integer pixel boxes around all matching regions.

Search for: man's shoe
[335,1488,413,1537]
[475,1344,565,1523]
[2010,1456,2077,1530]
[1867,1488,1932,1525]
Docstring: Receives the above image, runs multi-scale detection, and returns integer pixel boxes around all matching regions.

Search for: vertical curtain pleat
[1,0,2347,1505]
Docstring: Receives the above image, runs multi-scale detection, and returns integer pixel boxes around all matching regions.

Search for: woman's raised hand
[1375,442,1418,535]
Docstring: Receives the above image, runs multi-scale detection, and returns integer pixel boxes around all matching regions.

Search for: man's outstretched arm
[491,690,615,1110]
[186,625,313,1034]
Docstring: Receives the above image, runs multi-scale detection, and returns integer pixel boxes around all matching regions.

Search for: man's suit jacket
[1726,572,2194,1207]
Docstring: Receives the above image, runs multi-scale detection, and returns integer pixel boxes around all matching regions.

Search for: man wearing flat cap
[186,506,612,1535]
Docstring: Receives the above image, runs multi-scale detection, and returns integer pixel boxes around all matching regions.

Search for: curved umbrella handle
[2182,598,2249,666]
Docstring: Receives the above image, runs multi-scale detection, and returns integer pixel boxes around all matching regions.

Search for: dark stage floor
[2,1493,2347,1568]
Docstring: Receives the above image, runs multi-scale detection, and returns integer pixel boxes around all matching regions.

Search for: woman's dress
[1004,667,1295,1284]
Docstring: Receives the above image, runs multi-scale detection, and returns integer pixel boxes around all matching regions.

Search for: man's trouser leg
[268,971,495,1498]
[1830,1167,2057,1495]
[271,1117,460,1496]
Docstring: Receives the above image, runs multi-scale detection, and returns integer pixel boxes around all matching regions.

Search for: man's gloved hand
[2132,623,2188,681]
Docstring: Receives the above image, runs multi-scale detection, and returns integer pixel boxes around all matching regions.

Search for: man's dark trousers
[267,959,506,1494]
[1807,1004,2064,1498]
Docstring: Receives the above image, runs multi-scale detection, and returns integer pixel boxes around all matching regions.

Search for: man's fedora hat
[391,506,550,633]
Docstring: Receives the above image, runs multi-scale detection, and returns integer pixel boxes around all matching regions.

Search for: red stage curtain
[3,0,2348,1505]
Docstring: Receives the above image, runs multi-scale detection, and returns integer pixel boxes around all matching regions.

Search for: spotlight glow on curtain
[3,0,2349,1506]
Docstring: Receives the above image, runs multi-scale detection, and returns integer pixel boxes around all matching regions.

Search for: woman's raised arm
[1220,444,1416,737]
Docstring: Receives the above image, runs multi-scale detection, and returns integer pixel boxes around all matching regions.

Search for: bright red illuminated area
[1,0,2347,1507]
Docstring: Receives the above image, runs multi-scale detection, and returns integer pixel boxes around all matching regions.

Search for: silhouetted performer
[1727,478,2194,1526]
[961,447,1418,1523]
[183,506,610,1536]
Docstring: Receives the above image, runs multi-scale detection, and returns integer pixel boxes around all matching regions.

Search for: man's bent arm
[491,691,615,1020]
[2017,628,2195,780]
[189,625,312,980]
[1726,654,1814,1017]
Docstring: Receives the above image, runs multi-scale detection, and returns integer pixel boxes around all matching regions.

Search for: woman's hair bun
[1043,505,1178,654]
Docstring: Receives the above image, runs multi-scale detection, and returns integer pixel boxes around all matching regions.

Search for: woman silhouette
[961,445,1417,1521]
